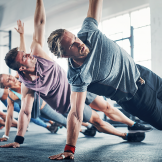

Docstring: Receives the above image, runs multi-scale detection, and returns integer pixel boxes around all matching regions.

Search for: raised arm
[15,20,26,52]
[87,0,103,23]
[33,0,46,47]
[49,91,87,160]
[0,84,34,148]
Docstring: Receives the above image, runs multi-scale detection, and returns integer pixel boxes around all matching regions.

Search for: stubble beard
[79,44,90,57]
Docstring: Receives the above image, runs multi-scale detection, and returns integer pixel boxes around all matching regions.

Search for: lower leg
[31,117,48,128]
[40,104,67,128]
[89,110,127,139]
[89,96,134,127]
[104,107,134,127]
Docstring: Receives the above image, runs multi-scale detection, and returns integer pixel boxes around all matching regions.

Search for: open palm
[15,20,24,34]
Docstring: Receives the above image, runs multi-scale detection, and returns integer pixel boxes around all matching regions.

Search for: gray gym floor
[0,123,162,162]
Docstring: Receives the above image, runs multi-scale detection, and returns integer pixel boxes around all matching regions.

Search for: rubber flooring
[0,123,162,162]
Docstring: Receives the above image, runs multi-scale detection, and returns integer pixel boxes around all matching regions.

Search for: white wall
[46,0,149,36]
[150,0,162,77]
[4,0,162,77]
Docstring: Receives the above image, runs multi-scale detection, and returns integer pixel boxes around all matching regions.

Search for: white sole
[128,129,153,133]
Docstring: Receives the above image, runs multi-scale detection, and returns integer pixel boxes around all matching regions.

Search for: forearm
[34,0,46,25]
[5,112,13,136]
[66,110,83,146]
[0,111,6,121]
[17,111,31,137]
[88,0,103,23]
[0,119,5,126]
[19,34,26,52]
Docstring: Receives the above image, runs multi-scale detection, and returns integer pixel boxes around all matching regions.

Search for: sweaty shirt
[67,17,140,103]
[19,56,71,114]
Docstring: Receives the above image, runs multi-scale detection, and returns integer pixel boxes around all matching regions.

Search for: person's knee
[102,101,115,114]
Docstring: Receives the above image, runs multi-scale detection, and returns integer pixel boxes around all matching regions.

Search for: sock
[81,129,86,133]
[125,133,128,140]
[131,122,136,127]
[87,123,92,129]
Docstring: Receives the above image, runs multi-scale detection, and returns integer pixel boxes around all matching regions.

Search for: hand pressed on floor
[49,152,74,160]
[0,142,20,148]
[0,137,8,142]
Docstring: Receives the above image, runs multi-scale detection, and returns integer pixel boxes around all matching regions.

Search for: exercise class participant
[47,0,162,160]
[0,75,61,142]
[0,88,19,130]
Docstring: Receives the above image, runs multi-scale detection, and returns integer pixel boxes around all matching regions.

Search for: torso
[19,56,71,114]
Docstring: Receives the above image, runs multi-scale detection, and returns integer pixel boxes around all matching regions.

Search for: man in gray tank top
[1,0,152,160]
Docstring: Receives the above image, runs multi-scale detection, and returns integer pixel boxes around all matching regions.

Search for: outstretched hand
[0,142,20,148]
[0,137,8,142]
[15,20,24,34]
[49,152,74,160]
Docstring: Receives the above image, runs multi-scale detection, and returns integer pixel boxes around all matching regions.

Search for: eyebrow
[69,35,76,48]
[22,53,24,62]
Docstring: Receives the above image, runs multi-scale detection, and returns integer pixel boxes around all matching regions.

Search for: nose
[10,76,15,82]
[75,41,81,48]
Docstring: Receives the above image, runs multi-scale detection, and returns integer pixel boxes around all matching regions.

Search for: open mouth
[80,46,85,54]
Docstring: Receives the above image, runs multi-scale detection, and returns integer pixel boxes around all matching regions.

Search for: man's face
[15,51,37,72]
[60,30,89,59]
[1,74,18,88]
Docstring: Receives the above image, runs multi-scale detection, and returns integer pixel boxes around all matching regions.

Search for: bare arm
[87,0,103,23]
[49,91,87,160]
[4,97,15,137]
[15,20,26,52]
[0,84,34,148]
[66,91,87,145]
[17,83,34,137]
[0,96,15,142]
[33,0,46,47]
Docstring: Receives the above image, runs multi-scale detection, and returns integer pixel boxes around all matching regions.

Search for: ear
[19,66,26,71]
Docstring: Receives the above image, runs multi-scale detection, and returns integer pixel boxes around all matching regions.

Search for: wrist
[64,144,75,154]
[2,134,9,140]
[20,33,24,36]
[14,135,24,144]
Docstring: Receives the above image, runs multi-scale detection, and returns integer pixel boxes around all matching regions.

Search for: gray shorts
[63,92,97,122]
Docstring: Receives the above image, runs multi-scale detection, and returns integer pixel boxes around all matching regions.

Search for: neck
[10,85,21,94]
[23,68,40,82]
[72,57,87,68]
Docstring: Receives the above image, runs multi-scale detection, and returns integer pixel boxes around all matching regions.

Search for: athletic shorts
[118,64,162,130]
[63,92,97,122]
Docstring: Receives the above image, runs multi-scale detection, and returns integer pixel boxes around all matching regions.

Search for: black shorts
[118,64,162,130]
